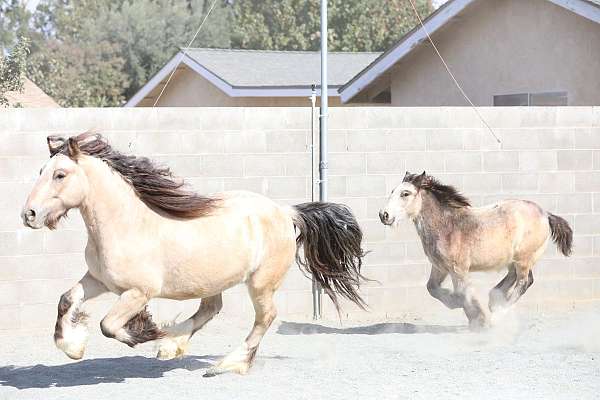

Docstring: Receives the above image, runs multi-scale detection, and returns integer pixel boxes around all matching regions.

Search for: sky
[433,0,450,7]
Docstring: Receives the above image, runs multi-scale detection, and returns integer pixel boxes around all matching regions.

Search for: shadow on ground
[0,355,217,389]
[277,321,466,335]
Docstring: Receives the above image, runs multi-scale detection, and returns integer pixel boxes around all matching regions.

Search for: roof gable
[338,0,600,103]
[126,49,380,107]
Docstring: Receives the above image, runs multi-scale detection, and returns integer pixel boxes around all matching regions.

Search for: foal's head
[379,171,471,226]
[21,136,89,229]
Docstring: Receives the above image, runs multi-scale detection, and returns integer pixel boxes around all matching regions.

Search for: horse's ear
[414,171,427,187]
[47,136,66,157]
[67,137,81,159]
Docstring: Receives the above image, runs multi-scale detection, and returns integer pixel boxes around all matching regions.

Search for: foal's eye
[53,171,66,180]
[401,191,411,198]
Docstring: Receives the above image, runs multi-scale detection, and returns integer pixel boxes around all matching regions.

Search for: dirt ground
[1,304,599,400]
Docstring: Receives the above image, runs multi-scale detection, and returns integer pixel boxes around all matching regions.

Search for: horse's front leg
[55,272,108,359]
[426,265,463,309]
[452,274,490,331]
[100,288,164,347]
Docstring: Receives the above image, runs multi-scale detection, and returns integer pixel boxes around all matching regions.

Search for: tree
[231,0,433,52]
[0,37,29,107]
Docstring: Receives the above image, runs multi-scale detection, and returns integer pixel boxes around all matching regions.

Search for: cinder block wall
[0,107,598,332]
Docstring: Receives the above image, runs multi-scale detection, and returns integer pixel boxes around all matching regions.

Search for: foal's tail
[548,213,573,257]
[292,202,368,312]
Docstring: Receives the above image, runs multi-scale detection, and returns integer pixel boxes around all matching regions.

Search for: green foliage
[0,0,432,107]
[0,36,29,107]
[231,0,433,52]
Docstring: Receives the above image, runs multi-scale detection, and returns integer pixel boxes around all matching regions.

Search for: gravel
[1,305,599,400]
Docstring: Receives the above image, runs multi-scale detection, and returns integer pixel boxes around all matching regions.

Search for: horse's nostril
[383,211,389,220]
[25,209,36,221]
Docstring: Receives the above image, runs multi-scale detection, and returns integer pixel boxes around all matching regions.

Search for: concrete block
[266,131,308,153]
[243,155,286,177]
[329,153,366,175]
[223,177,265,193]
[594,193,600,213]
[482,151,518,172]
[346,131,387,152]
[0,281,20,306]
[20,303,56,331]
[573,128,600,149]
[265,177,307,199]
[366,153,405,174]
[557,150,593,170]
[462,173,502,194]
[538,172,574,193]
[571,236,594,257]
[462,129,501,151]
[501,173,538,193]
[360,220,386,243]
[594,151,600,170]
[180,132,225,154]
[0,158,21,182]
[387,130,427,151]
[0,305,20,331]
[224,131,267,153]
[43,230,87,255]
[327,176,348,197]
[328,133,348,152]
[347,175,386,197]
[18,279,71,304]
[201,155,243,177]
[133,132,181,155]
[574,172,600,192]
[426,129,463,151]
[167,155,204,177]
[519,151,557,171]
[186,177,224,194]
[444,152,482,173]
[574,214,600,235]
[556,193,592,214]
[496,129,539,150]
[0,230,44,257]
[388,263,429,286]
[537,128,574,149]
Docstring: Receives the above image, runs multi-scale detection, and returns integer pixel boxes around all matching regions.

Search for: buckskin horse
[379,171,572,330]
[21,132,367,376]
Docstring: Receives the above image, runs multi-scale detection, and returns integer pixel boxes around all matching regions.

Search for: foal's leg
[488,266,517,312]
[157,294,223,360]
[55,272,107,359]
[505,264,535,307]
[426,265,463,309]
[100,288,164,347]
[452,274,490,331]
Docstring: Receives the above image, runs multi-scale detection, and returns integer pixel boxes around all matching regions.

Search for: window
[493,91,568,106]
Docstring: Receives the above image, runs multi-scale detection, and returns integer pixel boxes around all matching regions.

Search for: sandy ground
[1,305,599,400]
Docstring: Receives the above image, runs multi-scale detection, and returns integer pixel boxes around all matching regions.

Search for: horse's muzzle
[378,210,394,226]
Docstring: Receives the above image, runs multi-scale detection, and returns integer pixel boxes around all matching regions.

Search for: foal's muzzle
[21,207,42,229]
[378,210,394,226]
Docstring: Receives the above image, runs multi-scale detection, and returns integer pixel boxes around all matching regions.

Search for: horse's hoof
[203,363,249,377]
[55,323,88,360]
[469,317,491,332]
[156,337,187,360]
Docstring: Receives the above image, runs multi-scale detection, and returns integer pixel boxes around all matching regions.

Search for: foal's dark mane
[403,173,471,209]
[49,132,219,219]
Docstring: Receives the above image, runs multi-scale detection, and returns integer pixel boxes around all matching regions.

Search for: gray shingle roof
[184,48,382,88]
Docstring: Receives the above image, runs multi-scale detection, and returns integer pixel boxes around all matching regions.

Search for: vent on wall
[493,91,568,106]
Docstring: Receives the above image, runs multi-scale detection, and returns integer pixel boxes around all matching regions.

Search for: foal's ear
[67,137,81,159]
[47,135,66,157]
[413,171,427,187]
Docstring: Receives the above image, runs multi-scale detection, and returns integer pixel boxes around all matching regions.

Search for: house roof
[5,78,59,108]
[125,48,381,107]
[338,0,600,103]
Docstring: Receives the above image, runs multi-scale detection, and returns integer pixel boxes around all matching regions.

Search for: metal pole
[312,0,328,320]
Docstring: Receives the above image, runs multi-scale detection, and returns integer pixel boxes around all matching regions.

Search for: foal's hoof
[55,323,88,360]
[468,317,491,332]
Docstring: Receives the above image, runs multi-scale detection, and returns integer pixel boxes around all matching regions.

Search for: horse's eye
[401,191,410,198]
[54,171,66,180]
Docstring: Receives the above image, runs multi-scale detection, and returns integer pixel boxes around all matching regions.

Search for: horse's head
[379,171,426,226]
[21,136,90,229]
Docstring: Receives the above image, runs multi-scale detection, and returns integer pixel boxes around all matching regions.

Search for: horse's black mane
[48,132,219,219]
[403,172,471,208]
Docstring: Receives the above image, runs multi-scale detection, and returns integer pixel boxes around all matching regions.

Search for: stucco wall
[389,0,600,106]
[0,106,599,333]
[137,65,343,107]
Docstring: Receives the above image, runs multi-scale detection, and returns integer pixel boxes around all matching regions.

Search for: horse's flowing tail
[292,202,368,312]
[548,213,573,257]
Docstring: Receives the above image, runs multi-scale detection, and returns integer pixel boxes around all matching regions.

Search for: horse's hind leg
[100,288,164,347]
[505,264,535,307]
[488,266,517,312]
[157,294,223,360]
[55,272,107,359]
